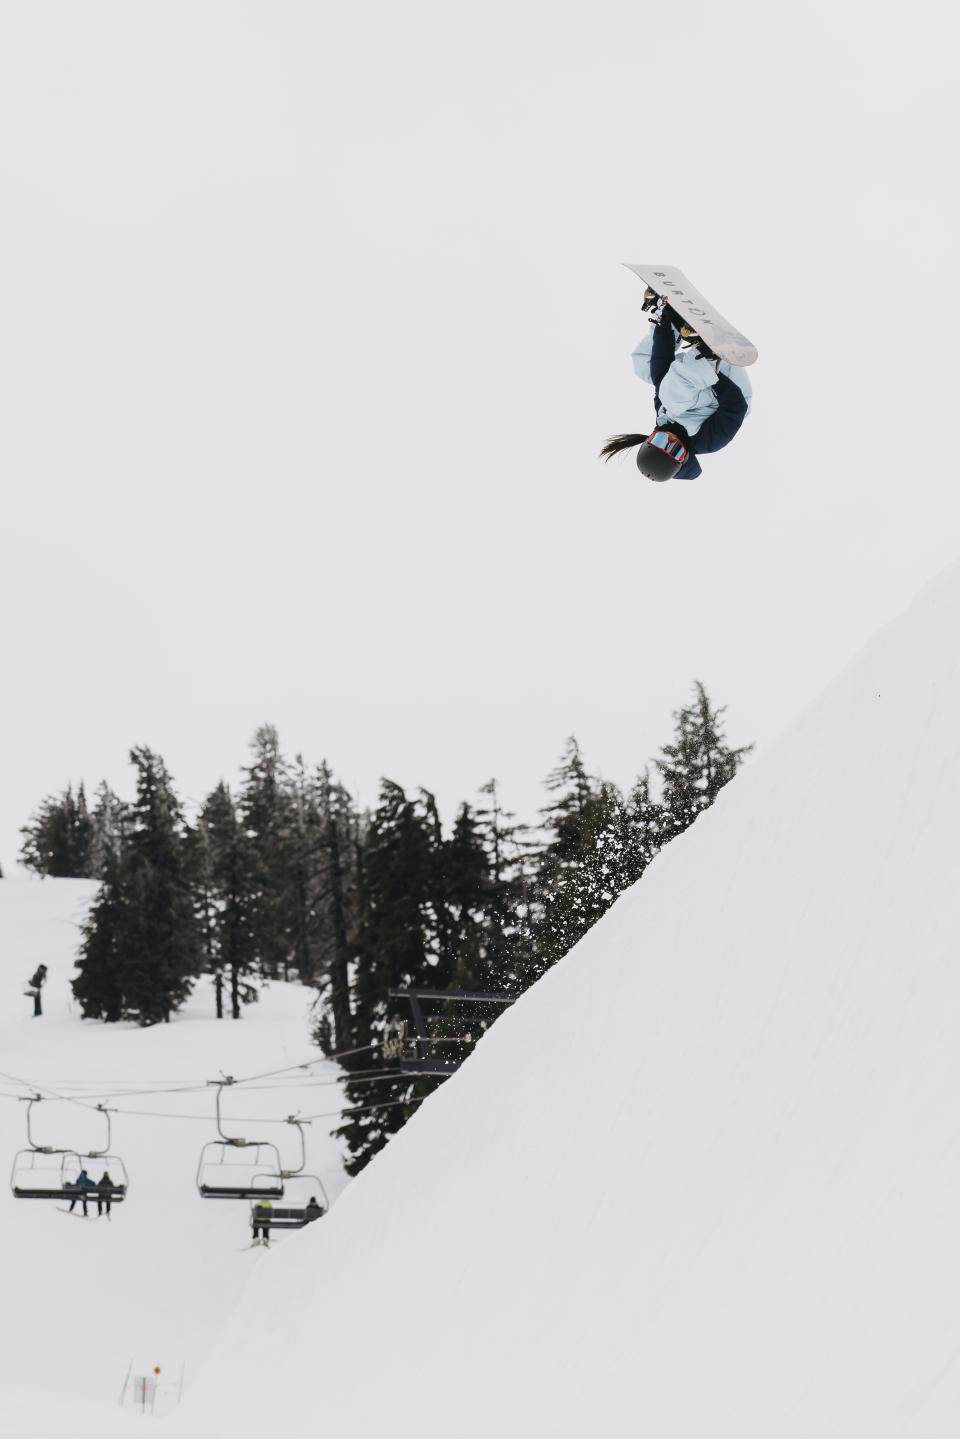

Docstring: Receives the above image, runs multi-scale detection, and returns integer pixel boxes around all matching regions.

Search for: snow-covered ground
[0,879,349,1435]
[8,559,960,1437]
[156,557,960,1438]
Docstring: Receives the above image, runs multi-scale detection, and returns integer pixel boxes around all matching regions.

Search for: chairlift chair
[196,1079,285,1199]
[64,1150,129,1202]
[10,1098,129,1201]
[11,1148,77,1200]
[249,1200,326,1233]
[197,1140,285,1199]
[245,1118,329,1231]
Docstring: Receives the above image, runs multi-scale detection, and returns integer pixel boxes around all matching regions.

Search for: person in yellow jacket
[252,1199,272,1246]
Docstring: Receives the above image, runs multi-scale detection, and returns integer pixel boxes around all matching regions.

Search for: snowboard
[625,265,758,367]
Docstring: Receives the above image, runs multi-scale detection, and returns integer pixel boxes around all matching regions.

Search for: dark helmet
[636,424,691,482]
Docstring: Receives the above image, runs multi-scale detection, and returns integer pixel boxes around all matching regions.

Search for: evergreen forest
[17,683,752,1171]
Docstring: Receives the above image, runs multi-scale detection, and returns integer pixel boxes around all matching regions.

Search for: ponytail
[599,433,647,462]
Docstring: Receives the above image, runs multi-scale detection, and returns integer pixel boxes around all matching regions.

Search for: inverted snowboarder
[601,266,755,482]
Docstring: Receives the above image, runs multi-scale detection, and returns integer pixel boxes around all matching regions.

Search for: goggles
[649,430,688,465]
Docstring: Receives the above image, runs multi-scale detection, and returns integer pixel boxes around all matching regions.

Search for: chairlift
[280,1115,329,1206]
[386,987,517,1074]
[196,1080,284,1199]
[63,1149,129,1203]
[10,1097,129,1202]
[249,1199,326,1234]
[246,1116,329,1234]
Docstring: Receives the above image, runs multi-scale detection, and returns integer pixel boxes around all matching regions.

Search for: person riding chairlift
[68,1168,96,1216]
[252,1199,272,1247]
[97,1171,115,1218]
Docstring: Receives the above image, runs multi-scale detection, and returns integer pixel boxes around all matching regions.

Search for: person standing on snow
[24,964,47,1017]
[601,291,752,482]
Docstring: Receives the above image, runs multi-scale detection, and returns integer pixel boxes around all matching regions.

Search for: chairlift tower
[387,988,516,1075]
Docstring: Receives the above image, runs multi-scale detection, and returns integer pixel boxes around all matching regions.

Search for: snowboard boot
[679,323,719,362]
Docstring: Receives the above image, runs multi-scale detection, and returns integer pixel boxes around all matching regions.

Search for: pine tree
[655,681,754,843]
[87,782,130,877]
[20,780,128,878]
[433,800,520,1063]
[72,749,202,1025]
[337,781,446,1174]
[349,781,436,1030]
[72,858,128,1021]
[475,778,538,990]
[532,738,620,971]
[441,802,493,991]
[19,783,93,876]
[238,725,296,980]
[312,762,363,1055]
[620,767,664,888]
[194,781,259,1019]
[285,756,328,986]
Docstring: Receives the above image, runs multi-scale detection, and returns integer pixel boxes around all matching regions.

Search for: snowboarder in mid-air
[601,280,753,482]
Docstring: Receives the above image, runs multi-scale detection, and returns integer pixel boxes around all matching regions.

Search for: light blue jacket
[632,325,752,437]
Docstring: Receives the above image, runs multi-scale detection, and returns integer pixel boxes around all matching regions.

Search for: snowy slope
[0,878,349,1436]
[168,558,960,1438]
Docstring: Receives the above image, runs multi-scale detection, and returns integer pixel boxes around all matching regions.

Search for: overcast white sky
[2,0,957,870]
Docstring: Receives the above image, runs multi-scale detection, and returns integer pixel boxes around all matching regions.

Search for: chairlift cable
[32,1093,432,1124]
[84,1064,449,1105]
[0,1036,458,1115]
[303,1095,429,1122]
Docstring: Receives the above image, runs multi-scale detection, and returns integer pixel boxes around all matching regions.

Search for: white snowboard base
[625,264,758,367]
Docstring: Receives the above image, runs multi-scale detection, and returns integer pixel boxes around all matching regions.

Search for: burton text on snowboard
[625,265,758,367]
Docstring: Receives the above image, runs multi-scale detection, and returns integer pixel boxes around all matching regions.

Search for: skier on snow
[601,292,752,482]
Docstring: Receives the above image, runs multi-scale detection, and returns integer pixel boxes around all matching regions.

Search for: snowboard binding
[679,323,719,362]
[643,287,718,361]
